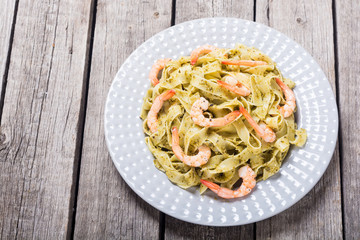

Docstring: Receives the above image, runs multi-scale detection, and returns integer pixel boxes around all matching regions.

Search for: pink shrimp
[190,97,241,127]
[222,59,267,67]
[275,78,296,118]
[217,75,251,96]
[147,89,176,133]
[190,45,218,65]
[239,107,276,143]
[149,58,172,86]
[200,165,256,199]
[171,127,211,167]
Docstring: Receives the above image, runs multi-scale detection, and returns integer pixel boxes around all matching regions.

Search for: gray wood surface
[255,0,343,239]
[335,0,360,239]
[0,0,93,238]
[0,0,359,239]
[165,1,255,239]
[0,0,17,110]
[73,0,172,239]
[174,0,253,23]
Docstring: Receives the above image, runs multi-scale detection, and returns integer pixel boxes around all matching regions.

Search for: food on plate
[149,58,172,86]
[140,44,307,199]
[200,165,256,199]
[171,126,211,167]
[147,89,176,133]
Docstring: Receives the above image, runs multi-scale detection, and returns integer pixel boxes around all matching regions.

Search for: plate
[104,18,338,226]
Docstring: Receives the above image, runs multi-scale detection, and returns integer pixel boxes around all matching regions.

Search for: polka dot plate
[104,18,338,226]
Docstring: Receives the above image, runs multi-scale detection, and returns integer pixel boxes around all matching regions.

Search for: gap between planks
[159,2,177,240]
[332,0,346,239]
[0,0,19,122]
[67,0,98,239]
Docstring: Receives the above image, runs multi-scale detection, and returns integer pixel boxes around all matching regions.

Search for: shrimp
[190,97,241,127]
[147,89,176,133]
[200,165,256,199]
[149,58,171,86]
[190,45,218,65]
[239,106,276,143]
[217,75,251,96]
[222,59,267,67]
[171,127,211,167]
[275,78,296,118]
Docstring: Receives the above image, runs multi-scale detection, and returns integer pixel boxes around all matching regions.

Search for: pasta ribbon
[141,44,307,190]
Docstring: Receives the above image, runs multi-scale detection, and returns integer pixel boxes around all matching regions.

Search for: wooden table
[0,0,358,239]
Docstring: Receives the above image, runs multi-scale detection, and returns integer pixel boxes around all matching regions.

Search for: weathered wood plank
[165,1,254,239]
[73,0,172,239]
[0,0,93,238]
[255,0,343,239]
[166,216,254,240]
[174,0,253,24]
[0,0,17,111]
[335,0,360,238]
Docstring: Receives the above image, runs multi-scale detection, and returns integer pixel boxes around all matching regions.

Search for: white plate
[104,18,338,226]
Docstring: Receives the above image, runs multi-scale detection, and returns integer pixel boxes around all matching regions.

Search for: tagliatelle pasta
[140,44,307,194]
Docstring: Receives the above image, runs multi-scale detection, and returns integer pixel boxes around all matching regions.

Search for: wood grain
[73,0,172,239]
[255,0,343,239]
[335,0,360,238]
[165,1,254,239]
[0,0,17,111]
[0,0,93,238]
[0,0,357,239]
[175,0,254,24]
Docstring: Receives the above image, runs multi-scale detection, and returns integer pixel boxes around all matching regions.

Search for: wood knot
[296,17,306,24]
[153,12,159,18]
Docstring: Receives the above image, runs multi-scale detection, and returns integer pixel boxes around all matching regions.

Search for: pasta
[140,44,307,194]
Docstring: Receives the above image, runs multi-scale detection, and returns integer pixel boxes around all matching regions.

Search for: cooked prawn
[171,127,211,167]
[149,58,171,86]
[200,165,256,199]
[147,89,176,133]
[190,45,218,65]
[275,78,296,118]
[222,59,267,67]
[217,75,251,96]
[239,107,276,143]
[190,97,241,127]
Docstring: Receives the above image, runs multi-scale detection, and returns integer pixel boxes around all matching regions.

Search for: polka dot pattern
[104,18,338,226]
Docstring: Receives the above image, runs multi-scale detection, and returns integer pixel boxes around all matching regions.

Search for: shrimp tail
[147,89,176,133]
[149,58,171,86]
[226,110,241,121]
[275,78,296,118]
[190,45,218,65]
[171,127,211,167]
[239,107,261,132]
[217,80,250,96]
[222,60,267,66]
[163,89,176,99]
[217,80,232,88]
[239,107,276,142]
[190,57,199,65]
[201,166,256,199]
[200,179,221,193]
[275,77,285,88]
